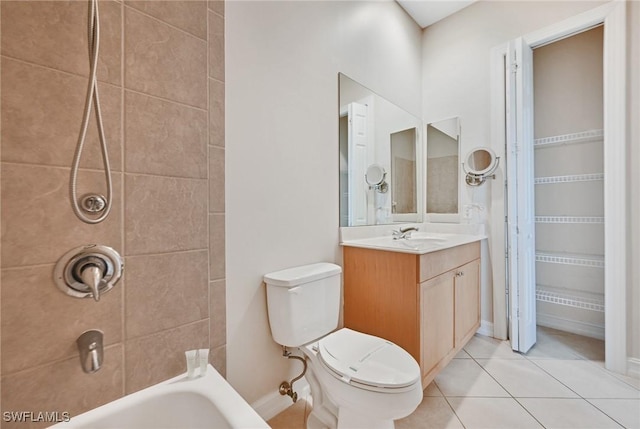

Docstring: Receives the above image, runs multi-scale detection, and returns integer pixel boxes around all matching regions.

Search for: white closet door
[506,37,537,353]
[347,102,369,226]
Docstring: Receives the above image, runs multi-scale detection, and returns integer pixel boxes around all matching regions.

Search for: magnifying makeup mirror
[365,164,388,193]
[462,148,499,186]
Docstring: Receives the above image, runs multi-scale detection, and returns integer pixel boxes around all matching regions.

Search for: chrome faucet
[392,226,419,240]
[77,329,103,374]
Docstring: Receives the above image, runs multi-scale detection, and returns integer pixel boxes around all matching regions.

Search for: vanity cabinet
[343,241,480,387]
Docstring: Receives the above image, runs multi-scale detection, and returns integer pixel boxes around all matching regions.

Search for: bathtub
[51,364,269,429]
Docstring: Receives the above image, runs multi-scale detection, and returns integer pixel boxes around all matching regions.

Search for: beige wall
[226,0,422,406]
[0,1,225,425]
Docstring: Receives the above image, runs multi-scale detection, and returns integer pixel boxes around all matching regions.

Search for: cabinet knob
[456,271,465,277]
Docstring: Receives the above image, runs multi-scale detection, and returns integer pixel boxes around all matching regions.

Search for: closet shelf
[534,173,604,184]
[535,216,604,224]
[536,286,604,312]
[536,252,604,268]
[534,129,604,148]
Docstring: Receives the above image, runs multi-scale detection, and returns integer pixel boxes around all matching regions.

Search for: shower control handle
[53,245,123,301]
[80,264,103,302]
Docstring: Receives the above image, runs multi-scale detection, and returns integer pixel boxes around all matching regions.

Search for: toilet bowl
[264,263,422,429]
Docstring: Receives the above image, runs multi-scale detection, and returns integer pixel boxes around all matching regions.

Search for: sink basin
[405,234,448,243]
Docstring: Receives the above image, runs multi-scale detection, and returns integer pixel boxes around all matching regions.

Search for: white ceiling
[396,0,476,28]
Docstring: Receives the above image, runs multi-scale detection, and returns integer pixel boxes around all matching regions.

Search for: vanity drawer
[419,241,480,283]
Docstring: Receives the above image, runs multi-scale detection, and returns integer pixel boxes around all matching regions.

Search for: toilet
[264,263,422,429]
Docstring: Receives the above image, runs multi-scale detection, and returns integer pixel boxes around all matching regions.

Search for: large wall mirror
[339,73,423,227]
[426,117,460,218]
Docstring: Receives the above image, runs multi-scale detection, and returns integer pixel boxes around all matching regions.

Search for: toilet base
[300,343,420,429]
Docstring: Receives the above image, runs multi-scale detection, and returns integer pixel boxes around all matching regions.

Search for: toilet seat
[317,328,420,393]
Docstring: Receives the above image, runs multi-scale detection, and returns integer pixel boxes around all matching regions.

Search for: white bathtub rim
[51,364,268,428]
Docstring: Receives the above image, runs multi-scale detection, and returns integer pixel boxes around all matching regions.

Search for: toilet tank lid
[263,263,342,288]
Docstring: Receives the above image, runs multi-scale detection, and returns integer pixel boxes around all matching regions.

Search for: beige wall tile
[125,174,207,255]
[1,58,122,171]
[125,320,208,394]
[209,146,225,212]
[125,251,208,339]
[209,78,225,147]
[209,214,225,280]
[1,344,124,429]
[125,1,207,40]
[210,344,226,378]
[1,164,123,268]
[1,265,123,375]
[125,91,207,179]
[0,0,122,86]
[125,8,207,108]
[208,0,224,16]
[1,0,222,415]
[210,279,226,348]
[208,11,224,81]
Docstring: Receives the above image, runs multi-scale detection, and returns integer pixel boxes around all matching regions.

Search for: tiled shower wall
[0,1,225,426]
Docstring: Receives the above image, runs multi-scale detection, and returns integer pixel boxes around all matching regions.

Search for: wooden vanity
[342,240,481,387]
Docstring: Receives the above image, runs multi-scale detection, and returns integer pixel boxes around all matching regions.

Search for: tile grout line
[2,343,124,380]
[583,397,633,428]
[1,248,210,272]
[124,86,208,113]
[461,342,551,428]
[0,54,122,89]
[123,3,208,43]
[1,54,209,113]
[206,0,212,358]
[437,387,468,429]
[0,160,209,181]
[119,0,127,398]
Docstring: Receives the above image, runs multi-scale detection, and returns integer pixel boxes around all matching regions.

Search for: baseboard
[476,320,494,337]
[536,312,604,340]
[628,358,640,380]
[251,378,310,421]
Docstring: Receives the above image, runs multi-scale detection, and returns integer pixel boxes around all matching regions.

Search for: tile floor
[268,327,640,428]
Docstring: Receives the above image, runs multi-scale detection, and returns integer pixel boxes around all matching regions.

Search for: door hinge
[511,61,519,74]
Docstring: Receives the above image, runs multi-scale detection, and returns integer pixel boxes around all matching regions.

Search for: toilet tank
[264,263,341,347]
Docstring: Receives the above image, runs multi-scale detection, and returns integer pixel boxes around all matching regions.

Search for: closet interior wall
[532,26,605,339]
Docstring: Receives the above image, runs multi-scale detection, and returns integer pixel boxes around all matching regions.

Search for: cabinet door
[420,270,455,378]
[455,259,481,347]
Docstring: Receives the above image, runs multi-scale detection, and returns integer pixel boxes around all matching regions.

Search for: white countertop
[340,231,486,255]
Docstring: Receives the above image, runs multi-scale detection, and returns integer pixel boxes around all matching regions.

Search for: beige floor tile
[435,359,509,397]
[518,398,623,429]
[532,360,640,399]
[588,399,640,429]
[454,349,472,359]
[447,397,543,429]
[424,381,443,397]
[396,396,464,429]
[524,327,584,360]
[267,396,309,429]
[541,327,605,362]
[477,358,578,398]
[464,334,525,360]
